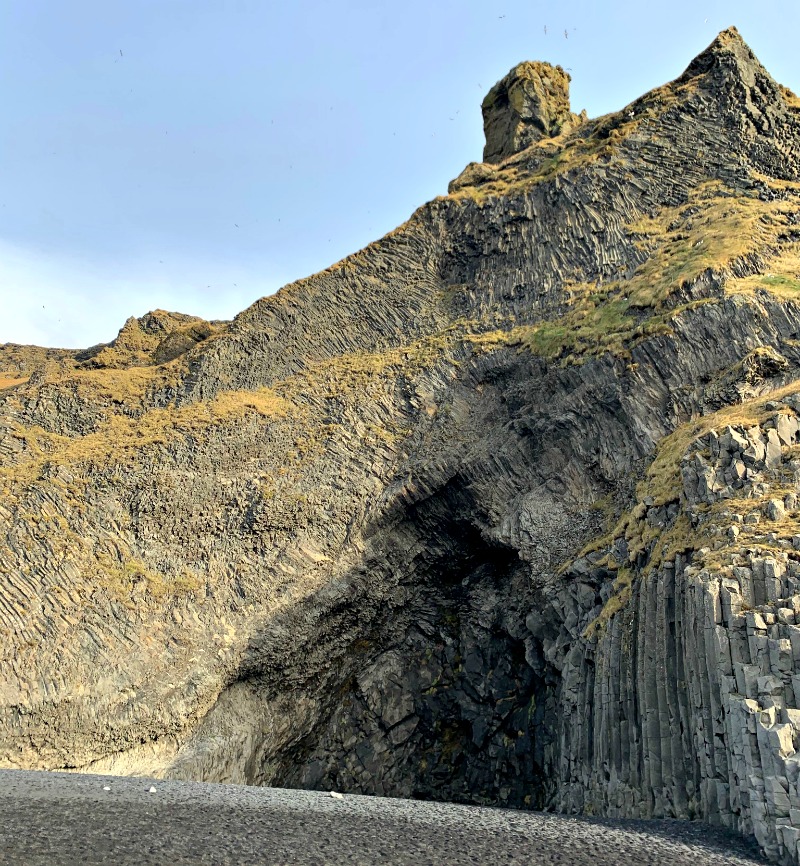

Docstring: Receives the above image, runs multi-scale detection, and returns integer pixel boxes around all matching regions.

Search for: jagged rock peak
[481,61,584,164]
[669,26,799,163]
[74,309,220,369]
[677,26,773,89]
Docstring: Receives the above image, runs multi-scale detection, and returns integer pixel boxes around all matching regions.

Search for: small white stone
[103,786,111,791]
[329,791,344,800]
[148,786,157,793]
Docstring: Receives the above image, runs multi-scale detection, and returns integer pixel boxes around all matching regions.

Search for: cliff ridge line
[3,27,800,866]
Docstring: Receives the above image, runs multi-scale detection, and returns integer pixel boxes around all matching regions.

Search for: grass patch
[83,311,220,370]
[624,181,790,308]
[762,274,800,292]
[449,132,613,203]
[727,246,800,301]
[95,555,202,603]
[584,566,634,639]
[0,374,29,390]
[504,284,635,364]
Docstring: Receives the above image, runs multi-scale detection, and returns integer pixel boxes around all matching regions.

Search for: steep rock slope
[3,26,800,863]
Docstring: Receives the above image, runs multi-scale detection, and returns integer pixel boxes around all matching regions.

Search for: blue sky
[1,0,798,349]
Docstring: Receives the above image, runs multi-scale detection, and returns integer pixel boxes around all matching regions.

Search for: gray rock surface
[481,61,584,163]
[2,25,800,866]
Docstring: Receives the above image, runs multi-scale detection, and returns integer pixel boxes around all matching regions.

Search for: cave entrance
[274,478,561,809]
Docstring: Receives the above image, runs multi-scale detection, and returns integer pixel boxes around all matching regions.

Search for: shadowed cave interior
[265,476,564,809]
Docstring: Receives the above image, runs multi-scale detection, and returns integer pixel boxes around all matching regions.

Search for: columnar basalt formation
[3,26,800,864]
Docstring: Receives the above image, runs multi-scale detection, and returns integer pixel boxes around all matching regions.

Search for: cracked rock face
[481,61,582,163]
[3,26,800,866]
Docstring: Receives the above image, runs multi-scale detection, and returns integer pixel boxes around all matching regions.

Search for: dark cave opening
[273,475,562,810]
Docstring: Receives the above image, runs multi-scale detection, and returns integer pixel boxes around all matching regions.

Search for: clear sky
[1,0,798,349]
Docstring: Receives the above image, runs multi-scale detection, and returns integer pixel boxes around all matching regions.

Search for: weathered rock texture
[482,61,584,163]
[3,26,800,864]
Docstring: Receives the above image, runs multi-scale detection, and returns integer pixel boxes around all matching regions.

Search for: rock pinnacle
[481,61,584,164]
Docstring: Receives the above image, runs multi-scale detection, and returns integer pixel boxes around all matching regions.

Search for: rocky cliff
[3,26,800,863]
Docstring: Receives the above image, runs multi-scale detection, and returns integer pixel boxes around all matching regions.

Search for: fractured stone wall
[545,403,800,865]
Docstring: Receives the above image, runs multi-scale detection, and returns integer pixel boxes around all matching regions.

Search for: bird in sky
[564,29,568,39]
[544,25,547,35]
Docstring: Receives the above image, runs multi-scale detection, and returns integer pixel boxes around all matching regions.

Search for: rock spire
[481,61,583,164]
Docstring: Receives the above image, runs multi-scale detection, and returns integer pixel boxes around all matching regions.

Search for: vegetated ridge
[3,26,800,864]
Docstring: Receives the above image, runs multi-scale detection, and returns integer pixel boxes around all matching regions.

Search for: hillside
[3,27,800,863]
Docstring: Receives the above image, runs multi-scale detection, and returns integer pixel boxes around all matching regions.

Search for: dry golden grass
[583,566,633,639]
[92,554,203,604]
[727,246,800,300]
[625,181,790,308]
[0,343,74,376]
[0,386,295,490]
[286,323,471,397]
[83,311,220,370]
[449,133,613,203]
[72,364,174,404]
[0,374,29,390]
[780,86,800,110]
[639,379,800,510]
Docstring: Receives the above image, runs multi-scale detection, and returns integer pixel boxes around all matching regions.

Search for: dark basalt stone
[2,27,800,866]
[481,61,583,163]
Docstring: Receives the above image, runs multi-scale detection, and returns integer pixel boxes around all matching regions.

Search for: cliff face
[3,26,800,863]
